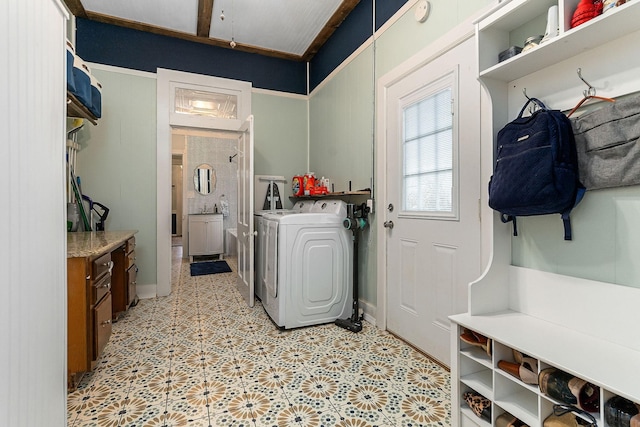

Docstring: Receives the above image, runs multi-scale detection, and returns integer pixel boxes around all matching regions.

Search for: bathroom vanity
[66,230,137,390]
[188,213,224,261]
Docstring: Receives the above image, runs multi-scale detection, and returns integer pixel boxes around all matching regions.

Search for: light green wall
[76,68,157,286]
[307,0,494,307]
[375,0,494,78]
[512,185,640,289]
[252,92,309,209]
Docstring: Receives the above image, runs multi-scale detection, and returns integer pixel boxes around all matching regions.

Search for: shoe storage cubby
[452,324,639,427]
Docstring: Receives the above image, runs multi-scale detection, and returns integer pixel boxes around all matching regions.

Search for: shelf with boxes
[66,40,102,125]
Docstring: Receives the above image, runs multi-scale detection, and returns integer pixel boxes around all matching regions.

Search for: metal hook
[577,68,596,97]
[523,88,538,114]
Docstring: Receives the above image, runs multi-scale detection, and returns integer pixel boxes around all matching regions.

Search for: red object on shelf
[571,0,603,28]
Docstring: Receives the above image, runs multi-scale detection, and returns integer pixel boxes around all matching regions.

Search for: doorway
[157,69,252,297]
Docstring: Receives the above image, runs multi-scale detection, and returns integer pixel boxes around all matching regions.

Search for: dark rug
[190,260,232,276]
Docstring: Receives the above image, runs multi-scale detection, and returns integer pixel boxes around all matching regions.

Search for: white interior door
[236,115,255,307]
[384,38,481,366]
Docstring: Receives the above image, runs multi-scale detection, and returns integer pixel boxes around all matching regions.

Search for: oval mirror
[194,163,216,195]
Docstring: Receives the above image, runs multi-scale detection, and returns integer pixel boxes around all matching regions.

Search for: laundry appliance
[255,199,314,301]
[253,175,315,300]
[261,200,352,329]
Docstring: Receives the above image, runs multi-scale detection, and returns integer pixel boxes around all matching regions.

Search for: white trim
[136,283,158,300]
[251,87,308,100]
[157,68,252,298]
[87,62,157,79]
[309,35,374,96]
[374,0,420,38]
[375,8,490,331]
[360,299,377,327]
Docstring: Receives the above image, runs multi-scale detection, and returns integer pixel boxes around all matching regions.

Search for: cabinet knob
[101,319,111,326]
[100,281,111,289]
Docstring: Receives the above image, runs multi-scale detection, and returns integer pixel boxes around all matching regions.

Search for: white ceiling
[74,0,352,60]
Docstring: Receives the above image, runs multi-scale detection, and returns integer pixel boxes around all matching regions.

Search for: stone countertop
[67,230,137,258]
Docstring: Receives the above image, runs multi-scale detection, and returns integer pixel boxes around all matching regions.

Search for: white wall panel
[0,0,67,425]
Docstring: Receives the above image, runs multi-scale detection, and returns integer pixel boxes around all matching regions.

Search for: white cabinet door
[189,214,224,257]
[189,216,208,256]
[208,215,224,255]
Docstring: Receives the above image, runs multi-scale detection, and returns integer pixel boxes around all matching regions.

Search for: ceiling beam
[62,0,88,19]
[302,0,361,62]
[197,0,214,38]
[85,11,304,62]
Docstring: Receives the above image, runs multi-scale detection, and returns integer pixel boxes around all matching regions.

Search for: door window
[401,73,457,219]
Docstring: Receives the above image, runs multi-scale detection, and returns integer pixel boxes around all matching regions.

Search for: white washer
[254,200,315,300]
[262,200,352,329]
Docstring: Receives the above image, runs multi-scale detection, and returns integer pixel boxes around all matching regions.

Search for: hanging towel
[220,194,230,217]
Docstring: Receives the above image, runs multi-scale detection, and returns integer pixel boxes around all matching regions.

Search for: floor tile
[68,251,451,426]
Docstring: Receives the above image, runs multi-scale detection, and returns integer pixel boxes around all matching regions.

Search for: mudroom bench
[450,266,640,427]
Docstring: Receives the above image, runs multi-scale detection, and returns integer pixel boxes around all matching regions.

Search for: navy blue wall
[76,19,307,95]
[309,0,373,91]
[309,0,408,91]
[75,1,408,95]
[376,0,409,30]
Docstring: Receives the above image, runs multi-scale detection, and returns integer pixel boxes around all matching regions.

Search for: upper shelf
[67,92,97,125]
[478,0,640,82]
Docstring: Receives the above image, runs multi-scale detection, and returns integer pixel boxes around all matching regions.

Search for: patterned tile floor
[67,247,451,426]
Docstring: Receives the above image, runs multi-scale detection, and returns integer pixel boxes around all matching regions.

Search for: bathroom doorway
[157,68,251,297]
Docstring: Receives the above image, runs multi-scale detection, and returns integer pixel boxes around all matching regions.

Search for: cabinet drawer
[91,271,111,305]
[126,237,136,254]
[93,292,112,361]
[92,252,112,279]
[127,265,137,306]
[127,250,136,270]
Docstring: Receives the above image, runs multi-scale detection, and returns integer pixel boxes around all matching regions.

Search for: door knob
[384,221,394,229]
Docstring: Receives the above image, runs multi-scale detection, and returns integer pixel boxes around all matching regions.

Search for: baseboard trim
[136,283,157,300]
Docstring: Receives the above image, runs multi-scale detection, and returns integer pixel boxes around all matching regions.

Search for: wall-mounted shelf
[478,0,640,82]
[289,190,371,200]
[67,91,97,125]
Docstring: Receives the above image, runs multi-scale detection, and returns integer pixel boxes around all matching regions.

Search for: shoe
[460,328,492,356]
[498,352,538,385]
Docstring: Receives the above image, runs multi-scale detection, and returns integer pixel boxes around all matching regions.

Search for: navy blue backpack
[488,98,585,240]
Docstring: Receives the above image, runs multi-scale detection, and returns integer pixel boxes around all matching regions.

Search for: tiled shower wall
[187,135,238,233]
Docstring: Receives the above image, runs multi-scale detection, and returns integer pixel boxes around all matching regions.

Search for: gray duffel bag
[570,93,640,190]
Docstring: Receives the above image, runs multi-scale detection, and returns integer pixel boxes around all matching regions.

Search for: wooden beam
[302,0,361,62]
[86,11,304,62]
[197,0,214,38]
[62,0,88,18]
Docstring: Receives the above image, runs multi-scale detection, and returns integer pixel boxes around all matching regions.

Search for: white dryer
[262,200,352,329]
[254,200,315,300]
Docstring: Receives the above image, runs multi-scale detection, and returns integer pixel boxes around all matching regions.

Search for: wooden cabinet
[111,236,138,319]
[67,230,137,391]
[67,251,113,390]
[189,214,224,260]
